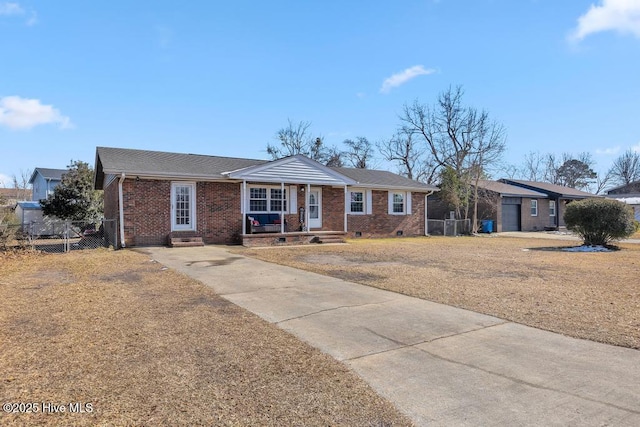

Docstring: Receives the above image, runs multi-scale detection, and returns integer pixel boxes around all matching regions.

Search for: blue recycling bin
[481,220,494,233]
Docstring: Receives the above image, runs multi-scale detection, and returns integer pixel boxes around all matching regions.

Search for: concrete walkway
[142,246,640,426]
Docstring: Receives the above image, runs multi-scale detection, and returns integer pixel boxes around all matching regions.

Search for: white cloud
[596,145,621,155]
[380,65,436,94]
[570,0,640,42]
[0,2,23,15]
[632,141,640,152]
[0,96,73,130]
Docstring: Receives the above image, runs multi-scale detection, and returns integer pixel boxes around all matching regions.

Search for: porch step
[168,232,205,247]
[315,236,346,244]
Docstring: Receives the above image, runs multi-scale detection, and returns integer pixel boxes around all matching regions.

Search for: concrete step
[169,237,204,247]
[317,236,346,244]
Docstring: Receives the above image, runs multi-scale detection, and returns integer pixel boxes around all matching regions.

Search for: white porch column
[306,183,310,231]
[242,180,247,235]
[281,181,285,234]
[344,185,348,232]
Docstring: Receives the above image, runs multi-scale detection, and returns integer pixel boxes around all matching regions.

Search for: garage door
[502,204,521,231]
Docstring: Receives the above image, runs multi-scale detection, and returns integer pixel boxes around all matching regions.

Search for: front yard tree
[41,160,103,222]
[398,85,506,231]
[564,198,635,246]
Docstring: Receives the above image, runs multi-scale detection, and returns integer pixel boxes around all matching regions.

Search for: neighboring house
[29,167,67,202]
[606,180,640,221]
[94,147,439,247]
[491,179,598,232]
[428,179,598,233]
[0,188,32,207]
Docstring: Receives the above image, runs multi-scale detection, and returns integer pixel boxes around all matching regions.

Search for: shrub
[564,198,636,246]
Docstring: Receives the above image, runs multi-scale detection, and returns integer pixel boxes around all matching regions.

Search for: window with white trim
[549,200,556,217]
[388,191,412,215]
[531,199,538,216]
[350,191,364,213]
[392,192,405,213]
[248,186,287,213]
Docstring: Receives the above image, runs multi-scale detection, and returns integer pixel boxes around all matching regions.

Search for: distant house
[94,147,439,247]
[29,167,67,202]
[428,179,598,232]
[606,180,640,221]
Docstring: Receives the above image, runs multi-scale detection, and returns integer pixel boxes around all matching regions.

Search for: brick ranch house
[94,147,439,247]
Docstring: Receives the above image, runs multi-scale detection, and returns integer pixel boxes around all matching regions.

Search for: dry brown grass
[0,249,412,426]
[238,236,640,350]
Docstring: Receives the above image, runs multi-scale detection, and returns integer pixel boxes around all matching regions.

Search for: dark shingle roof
[333,167,438,192]
[476,180,548,198]
[500,179,598,199]
[29,167,67,183]
[95,147,267,188]
[94,147,439,192]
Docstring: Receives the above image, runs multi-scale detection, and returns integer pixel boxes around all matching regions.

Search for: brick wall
[347,191,425,238]
[110,178,432,246]
[520,198,557,231]
[116,179,244,246]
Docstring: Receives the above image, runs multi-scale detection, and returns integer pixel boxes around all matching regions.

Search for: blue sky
[1,0,639,188]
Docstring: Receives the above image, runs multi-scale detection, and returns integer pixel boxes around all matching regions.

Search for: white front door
[171,182,196,231]
[308,188,322,229]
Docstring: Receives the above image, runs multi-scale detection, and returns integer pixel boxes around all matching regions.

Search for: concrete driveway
[142,245,640,426]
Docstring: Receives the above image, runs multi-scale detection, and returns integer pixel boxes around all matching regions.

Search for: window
[549,200,556,217]
[350,191,364,213]
[531,199,538,216]
[248,186,287,212]
[249,188,267,212]
[388,191,412,215]
[392,192,404,214]
[270,188,287,212]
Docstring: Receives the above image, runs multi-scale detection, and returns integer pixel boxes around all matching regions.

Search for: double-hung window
[549,200,556,217]
[531,199,538,216]
[392,193,404,214]
[350,191,364,213]
[388,191,411,215]
[249,188,267,212]
[248,186,287,212]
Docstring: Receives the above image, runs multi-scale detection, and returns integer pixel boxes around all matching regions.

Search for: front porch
[241,230,347,247]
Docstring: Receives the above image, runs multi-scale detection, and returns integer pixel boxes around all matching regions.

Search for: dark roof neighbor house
[428,179,599,233]
[94,147,439,248]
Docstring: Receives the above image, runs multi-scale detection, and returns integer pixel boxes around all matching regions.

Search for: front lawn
[0,249,411,426]
[239,236,640,349]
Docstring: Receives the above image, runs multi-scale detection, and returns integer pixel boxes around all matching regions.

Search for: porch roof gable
[225,154,357,186]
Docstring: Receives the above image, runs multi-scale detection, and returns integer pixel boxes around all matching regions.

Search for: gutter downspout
[118,173,126,248]
[425,191,434,236]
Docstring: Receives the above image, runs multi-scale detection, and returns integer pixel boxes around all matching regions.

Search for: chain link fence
[427,219,471,236]
[1,219,118,253]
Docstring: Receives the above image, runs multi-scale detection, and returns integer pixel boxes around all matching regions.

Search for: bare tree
[608,149,640,186]
[397,85,506,231]
[521,151,545,181]
[377,130,438,183]
[343,137,374,169]
[12,169,32,201]
[266,120,342,166]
